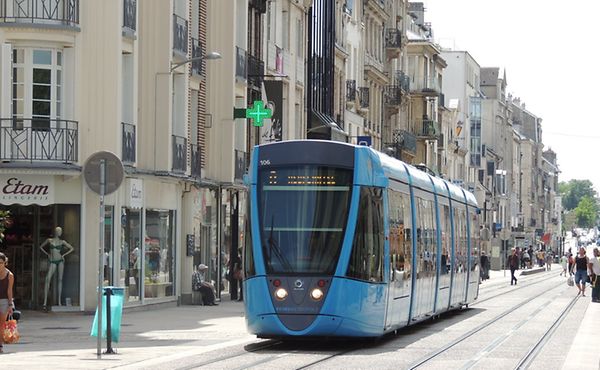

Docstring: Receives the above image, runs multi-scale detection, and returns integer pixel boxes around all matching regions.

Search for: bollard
[104,287,116,354]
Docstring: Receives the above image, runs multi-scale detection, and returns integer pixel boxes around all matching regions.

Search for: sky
[422,0,600,193]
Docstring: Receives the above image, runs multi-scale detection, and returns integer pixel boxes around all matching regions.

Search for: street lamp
[170,51,222,72]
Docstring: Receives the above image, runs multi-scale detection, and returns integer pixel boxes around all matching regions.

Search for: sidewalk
[1,299,250,369]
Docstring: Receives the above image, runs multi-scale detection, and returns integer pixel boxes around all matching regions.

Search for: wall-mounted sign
[0,175,55,205]
[128,178,143,209]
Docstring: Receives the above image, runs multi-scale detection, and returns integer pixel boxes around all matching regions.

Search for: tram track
[177,271,561,370]
[406,279,567,369]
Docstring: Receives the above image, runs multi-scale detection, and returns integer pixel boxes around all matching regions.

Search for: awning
[307,111,348,143]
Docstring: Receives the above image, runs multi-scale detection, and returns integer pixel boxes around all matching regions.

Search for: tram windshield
[258,166,353,274]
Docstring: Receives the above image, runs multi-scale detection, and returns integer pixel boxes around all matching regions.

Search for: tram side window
[347,187,384,282]
[401,193,412,280]
[416,197,436,277]
[243,212,255,278]
[440,204,450,274]
[469,210,480,272]
[388,190,409,279]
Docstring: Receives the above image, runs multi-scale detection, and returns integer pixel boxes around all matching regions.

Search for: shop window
[120,208,142,303]
[144,209,175,299]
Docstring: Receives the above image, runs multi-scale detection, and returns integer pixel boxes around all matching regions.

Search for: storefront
[0,173,81,310]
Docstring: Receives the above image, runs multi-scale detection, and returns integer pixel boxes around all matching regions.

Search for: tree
[574,196,598,228]
[559,179,597,211]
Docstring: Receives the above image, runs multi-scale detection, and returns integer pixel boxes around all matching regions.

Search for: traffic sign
[83,151,124,195]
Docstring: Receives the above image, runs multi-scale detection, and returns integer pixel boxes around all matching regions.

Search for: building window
[12,48,63,130]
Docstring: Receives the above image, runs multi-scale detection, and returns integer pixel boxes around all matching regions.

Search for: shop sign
[0,175,54,205]
[128,178,143,209]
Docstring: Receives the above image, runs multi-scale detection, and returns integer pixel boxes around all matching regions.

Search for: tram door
[385,190,412,329]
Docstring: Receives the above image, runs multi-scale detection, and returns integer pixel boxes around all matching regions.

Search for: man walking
[588,248,600,303]
[508,248,520,286]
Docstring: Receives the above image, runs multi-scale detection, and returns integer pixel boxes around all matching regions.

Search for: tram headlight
[275,288,288,301]
[310,288,324,301]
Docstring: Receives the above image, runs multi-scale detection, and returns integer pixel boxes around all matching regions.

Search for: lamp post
[170,51,222,72]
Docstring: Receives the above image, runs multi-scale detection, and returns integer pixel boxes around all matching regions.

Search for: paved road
[1,266,598,369]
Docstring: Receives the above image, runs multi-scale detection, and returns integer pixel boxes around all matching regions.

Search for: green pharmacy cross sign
[233,101,273,127]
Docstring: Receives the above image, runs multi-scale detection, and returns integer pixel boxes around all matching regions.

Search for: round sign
[83,151,124,195]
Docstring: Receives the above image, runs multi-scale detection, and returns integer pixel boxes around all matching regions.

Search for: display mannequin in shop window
[39,226,74,311]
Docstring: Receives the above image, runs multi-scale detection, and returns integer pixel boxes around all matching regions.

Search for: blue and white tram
[243,140,480,338]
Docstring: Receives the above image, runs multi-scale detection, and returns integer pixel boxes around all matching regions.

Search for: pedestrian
[192,264,218,306]
[508,248,520,285]
[571,247,589,296]
[480,251,490,282]
[0,252,16,354]
[560,253,568,276]
[545,250,553,271]
[568,252,574,275]
[588,247,600,303]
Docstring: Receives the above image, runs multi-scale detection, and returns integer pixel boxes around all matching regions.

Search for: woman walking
[571,247,589,296]
[0,252,15,354]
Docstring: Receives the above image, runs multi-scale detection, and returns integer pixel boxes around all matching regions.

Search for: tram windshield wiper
[267,215,294,273]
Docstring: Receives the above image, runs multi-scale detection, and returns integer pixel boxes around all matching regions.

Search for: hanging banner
[261,80,283,143]
[127,178,143,209]
[0,175,55,205]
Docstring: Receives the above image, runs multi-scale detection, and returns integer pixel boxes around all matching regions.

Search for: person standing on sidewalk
[571,247,589,296]
[587,247,600,303]
[508,248,520,286]
[0,252,15,354]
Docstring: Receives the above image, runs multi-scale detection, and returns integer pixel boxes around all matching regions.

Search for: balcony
[173,14,188,55]
[395,71,410,92]
[121,122,136,165]
[172,135,187,173]
[417,119,439,138]
[384,85,401,107]
[385,28,402,59]
[123,0,136,32]
[249,0,266,14]
[0,0,79,26]
[235,46,247,81]
[190,38,203,76]
[0,118,78,163]
[346,80,356,102]
[359,87,369,109]
[190,143,201,178]
[234,149,247,181]
[247,54,264,88]
[410,75,441,96]
[392,129,416,155]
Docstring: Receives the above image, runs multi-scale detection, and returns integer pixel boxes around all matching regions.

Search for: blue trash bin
[91,287,125,343]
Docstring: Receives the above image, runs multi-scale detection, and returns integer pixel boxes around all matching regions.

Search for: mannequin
[39,226,74,310]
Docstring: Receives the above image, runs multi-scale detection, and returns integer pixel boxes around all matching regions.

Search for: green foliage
[559,179,597,211]
[0,210,10,241]
[574,196,598,228]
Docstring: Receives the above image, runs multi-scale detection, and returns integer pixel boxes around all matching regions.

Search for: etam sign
[0,175,55,205]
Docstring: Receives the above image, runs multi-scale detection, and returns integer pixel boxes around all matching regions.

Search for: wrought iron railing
[0,118,78,163]
[172,134,187,173]
[234,149,247,181]
[249,0,266,13]
[123,0,136,31]
[121,122,136,164]
[359,87,369,108]
[396,71,410,92]
[385,28,401,49]
[384,85,401,106]
[191,38,203,76]
[418,119,439,137]
[235,46,247,80]
[172,14,188,55]
[190,143,201,178]
[0,0,79,25]
[247,54,264,87]
[346,80,356,101]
